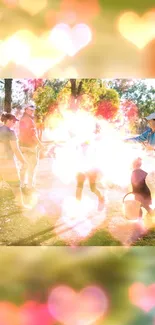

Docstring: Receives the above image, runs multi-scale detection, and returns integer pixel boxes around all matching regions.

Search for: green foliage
[0,78,120,119]
[106,79,155,132]
[107,79,155,118]
[81,79,105,96]
[33,85,58,117]
[78,79,112,106]
[57,79,120,116]
[80,79,108,111]
[101,88,119,104]
[57,80,71,104]
[107,79,133,98]
[45,79,68,95]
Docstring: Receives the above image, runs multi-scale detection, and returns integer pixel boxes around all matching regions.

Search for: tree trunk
[4,79,12,113]
[70,79,77,110]
[69,79,83,110]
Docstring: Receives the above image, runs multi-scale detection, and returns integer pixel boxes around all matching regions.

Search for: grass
[132,228,155,246]
[0,189,54,246]
[79,229,122,246]
[1,188,155,246]
[0,189,121,246]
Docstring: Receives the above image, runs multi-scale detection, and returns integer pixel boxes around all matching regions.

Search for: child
[131,157,154,217]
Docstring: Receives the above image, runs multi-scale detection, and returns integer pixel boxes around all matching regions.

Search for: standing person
[0,113,29,209]
[75,137,105,211]
[13,106,22,137]
[36,115,44,141]
[125,113,155,150]
[19,104,44,195]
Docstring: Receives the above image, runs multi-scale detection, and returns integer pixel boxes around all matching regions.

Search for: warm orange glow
[60,0,100,23]
[45,0,100,27]
[19,0,47,15]
[118,11,155,49]
[45,110,145,188]
[1,31,32,66]
[0,29,66,76]
[3,0,18,8]
[0,23,92,75]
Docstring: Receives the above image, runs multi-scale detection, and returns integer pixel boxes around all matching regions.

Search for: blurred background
[0,1,155,324]
[0,0,154,78]
[0,247,155,324]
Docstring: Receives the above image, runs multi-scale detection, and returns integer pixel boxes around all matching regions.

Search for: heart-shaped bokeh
[118,11,155,49]
[19,0,47,15]
[0,29,66,76]
[48,285,109,325]
[129,282,155,312]
[0,301,54,325]
[49,23,92,56]
[0,23,92,76]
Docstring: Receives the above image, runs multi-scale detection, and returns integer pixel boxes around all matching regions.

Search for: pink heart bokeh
[50,23,92,56]
[19,301,53,325]
[0,300,54,325]
[48,285,109,325]
[129,282,155,312]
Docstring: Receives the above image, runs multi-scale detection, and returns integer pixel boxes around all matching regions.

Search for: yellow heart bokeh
[118,11,155,49]
[0,23,92,76]
[19,0,47,15]
[0,29,66,76]
[24,31,66,76]
[0,30,33,67]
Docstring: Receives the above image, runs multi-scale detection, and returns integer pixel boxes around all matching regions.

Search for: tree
[22,79,46,103]
[107,79,155,132]
[0,79,26,112]
[58,79,120,119]
[107,79,155,118]
[33,85,58,118]
[1,79,120,121]
[95,88,120,120]
[69,79,83,110]
[95,99,119,120]
[106,79,134,98]
[33,79,68,117]
[31,79,120,130]
[45,79,68,95]
[4,79,12,113]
